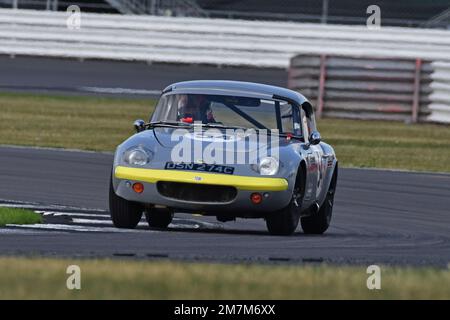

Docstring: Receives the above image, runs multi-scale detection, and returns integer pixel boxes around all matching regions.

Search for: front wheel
[265,189,302,235]
[145,207,174,229]
[109,177,143,229]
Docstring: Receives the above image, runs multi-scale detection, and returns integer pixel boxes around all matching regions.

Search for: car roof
[162,80,309,105]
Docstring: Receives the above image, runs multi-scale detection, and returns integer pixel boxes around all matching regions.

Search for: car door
[304,110,326,202]
[310,143,326,201]
[300,109,320,206]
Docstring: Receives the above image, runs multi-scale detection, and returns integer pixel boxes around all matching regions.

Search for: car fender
[316,142,338,207]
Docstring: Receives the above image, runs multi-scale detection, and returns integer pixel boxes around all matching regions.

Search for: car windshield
[151,94,299,134]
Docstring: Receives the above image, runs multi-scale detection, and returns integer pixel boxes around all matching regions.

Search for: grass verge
[0,92,449,172]
[0,257,449,299]
[0,92,152,151]
[319,118,450,172]
[0,207,42,227]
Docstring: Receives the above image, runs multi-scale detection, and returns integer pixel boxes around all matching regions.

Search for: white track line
[72,218,114,225]
[36,211,110,218]
[54,212,110,218]
[172,219,224,230]
[2,204,223,233]
[39,211,222,229]
[79,86,161,95]
[6,223,156,233]
[72,218,148,227]
[72,218,217,230]
[168,222,200,229]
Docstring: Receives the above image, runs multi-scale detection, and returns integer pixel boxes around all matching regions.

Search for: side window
[279,102,302,136]
[280,102,293,133]
[306,114,315,137]
[301,109,310,141]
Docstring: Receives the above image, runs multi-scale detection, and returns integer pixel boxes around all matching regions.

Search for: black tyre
[265,200,301,235]
[265,167,306,236]
[109,176,143,229]
[266,182,303,236]
[301,170,337,234]
[145,207,174,229]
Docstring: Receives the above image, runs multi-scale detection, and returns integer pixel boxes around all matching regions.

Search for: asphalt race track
[0,56,287,96]
[1,145,449,266]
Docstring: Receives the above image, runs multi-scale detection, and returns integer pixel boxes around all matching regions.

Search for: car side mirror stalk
[304,131,321,149]
[309,131,321,145]
[133,119,146,133]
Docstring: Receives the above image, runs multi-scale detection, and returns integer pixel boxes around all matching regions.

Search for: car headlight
[123,147,152,166]
[258,157,279,175]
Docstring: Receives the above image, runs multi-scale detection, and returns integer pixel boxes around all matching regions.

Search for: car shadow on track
[147,225,337,238]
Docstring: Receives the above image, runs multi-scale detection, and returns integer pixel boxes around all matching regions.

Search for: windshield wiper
[147,120,193,128]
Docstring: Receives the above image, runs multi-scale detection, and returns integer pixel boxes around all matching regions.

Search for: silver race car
[110,80,338,235]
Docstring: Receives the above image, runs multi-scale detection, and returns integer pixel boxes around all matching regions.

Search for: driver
[177,95,217,124]
[177,95,196,122]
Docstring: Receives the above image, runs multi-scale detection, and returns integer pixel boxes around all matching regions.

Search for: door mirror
[309,131,321,145]
[133,119,146,133]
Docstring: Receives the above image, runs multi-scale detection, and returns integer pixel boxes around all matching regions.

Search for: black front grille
[157,182,237,203]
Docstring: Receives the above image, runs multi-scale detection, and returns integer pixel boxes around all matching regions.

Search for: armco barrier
[1,8,450,68]
[288,55,433,123]
[427,62,450,124]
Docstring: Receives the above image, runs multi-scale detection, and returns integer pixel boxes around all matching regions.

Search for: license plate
[165,162,234,175]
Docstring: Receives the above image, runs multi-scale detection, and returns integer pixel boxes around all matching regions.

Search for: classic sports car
[110,80,337,235]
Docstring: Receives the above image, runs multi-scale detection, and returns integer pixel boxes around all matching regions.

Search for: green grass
[0,207,42,227]
[0,92,153,151]
[318,118,450,172]
[0,257,448,299]
[0,92,449,172]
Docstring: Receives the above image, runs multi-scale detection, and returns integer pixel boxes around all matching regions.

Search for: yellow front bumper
[114,166,288,191]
